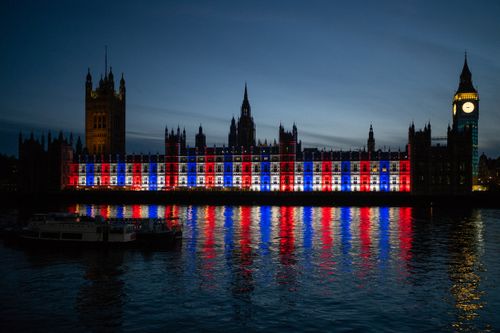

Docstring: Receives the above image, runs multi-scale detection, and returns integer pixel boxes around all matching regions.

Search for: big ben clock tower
[452,54,479,187]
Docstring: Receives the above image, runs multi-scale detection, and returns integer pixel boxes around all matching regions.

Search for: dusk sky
[1,0,499,156]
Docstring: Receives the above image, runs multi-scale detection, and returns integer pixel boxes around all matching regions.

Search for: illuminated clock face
[453,104,456,115]
[462,102,475,113]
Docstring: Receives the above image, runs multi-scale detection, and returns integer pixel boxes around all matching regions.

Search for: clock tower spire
[452,53,479,187]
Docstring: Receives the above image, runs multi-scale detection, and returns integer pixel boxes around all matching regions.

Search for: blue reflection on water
[302,206,313,250]
[224,206,234,270]
[259,206,271,255]
[86,204,92,218]
[379,207,390,270]
[340,206,352,271]
[187,206,198,248]
[116,205,124,219]
[148,205,158,219]
[302,206,314,273]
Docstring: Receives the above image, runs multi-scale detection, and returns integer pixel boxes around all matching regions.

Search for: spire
[108,66,114,81]
[367,124,375,153]
[104,45,108,78]
[457,52,476,93]
[86,68,92,82]
[241,83,251,117]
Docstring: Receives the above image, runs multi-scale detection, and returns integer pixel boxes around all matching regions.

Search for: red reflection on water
[164,205,180,228]
[131,205,141,219]
[279,206,295,264]
[320,207,333,274]
[399,207,413,263]
[67,204,77,214]
[202,206,216,286]
[240,206,252,265]
[359,207,372,275]
[99,205,109,219]
[204,206,216,260]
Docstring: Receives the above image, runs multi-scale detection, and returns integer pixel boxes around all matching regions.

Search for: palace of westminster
[18,56,479,193]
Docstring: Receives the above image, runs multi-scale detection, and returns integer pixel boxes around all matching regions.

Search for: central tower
[236,83,256,148]
[85,51,126,156]
[452,54,479,184]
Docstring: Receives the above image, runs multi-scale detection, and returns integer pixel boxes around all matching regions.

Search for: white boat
[21,213,136,244]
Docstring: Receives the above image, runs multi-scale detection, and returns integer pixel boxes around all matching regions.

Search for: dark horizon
[1,0,500,157]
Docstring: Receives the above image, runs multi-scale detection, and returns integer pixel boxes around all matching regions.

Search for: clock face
[462,101,475,113]
[453,104,456,115]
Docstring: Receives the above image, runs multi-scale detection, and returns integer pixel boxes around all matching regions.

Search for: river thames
[1,205,499,332]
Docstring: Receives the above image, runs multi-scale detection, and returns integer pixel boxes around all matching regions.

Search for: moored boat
[20,213,136,245]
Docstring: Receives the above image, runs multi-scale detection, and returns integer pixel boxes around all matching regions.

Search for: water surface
[1,205,499,332]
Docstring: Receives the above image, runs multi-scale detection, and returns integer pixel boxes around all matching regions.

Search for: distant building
[18,131,74,192]
[478,153,500,190]
[85,57,126,156]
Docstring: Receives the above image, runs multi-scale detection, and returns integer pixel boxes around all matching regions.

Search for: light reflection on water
[1,205,498,332]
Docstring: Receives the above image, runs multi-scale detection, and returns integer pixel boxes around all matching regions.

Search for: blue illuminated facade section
[86,162,94,186]
[380,160,389,192]
[224,152,233,187]
[149,162,157,191]
[260,151,270,191]
[341,161,351,192]
[187,153,197,187]
[303,160,313,192]
[117,162,125,186]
